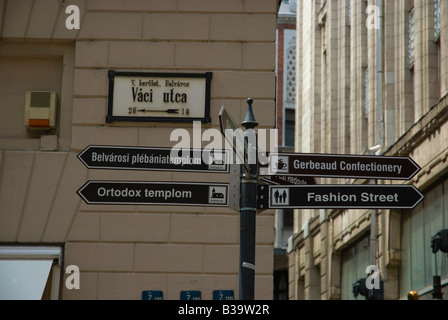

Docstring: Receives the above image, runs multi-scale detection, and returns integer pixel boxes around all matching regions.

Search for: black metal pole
[433,275,444,300]
[239,98,258,300]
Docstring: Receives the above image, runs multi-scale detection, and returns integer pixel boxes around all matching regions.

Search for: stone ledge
[385,94,448,157]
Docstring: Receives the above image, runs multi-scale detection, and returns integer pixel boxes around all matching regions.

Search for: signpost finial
[241,98,258,129]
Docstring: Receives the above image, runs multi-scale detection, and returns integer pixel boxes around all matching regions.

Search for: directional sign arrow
[259,152,421,180]
[77,181,229,207]
[77,145,229,173]
[257,184,424,210]
[138,108,179,114]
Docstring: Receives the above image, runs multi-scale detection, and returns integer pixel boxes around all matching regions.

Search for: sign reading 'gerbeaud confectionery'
[106,71,212,123]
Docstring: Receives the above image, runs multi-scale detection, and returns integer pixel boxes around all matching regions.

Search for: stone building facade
[289,0,448,300]
[0,0,279,300]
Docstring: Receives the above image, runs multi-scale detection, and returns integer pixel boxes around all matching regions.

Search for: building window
[348,0,352,26]
[435,0,441,97]
[284,108,295,147]
[341,235,370,300]
[409,6,415,67]
[434,0,441,41]
[364,67,369,120]
[0,246,62,300]
[283,208,294,228]
[400,179,448,298]
[274,270,289,300]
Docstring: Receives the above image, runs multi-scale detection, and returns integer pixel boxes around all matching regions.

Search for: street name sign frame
[106,71,212,123]
[260,152,421,180]
[258,184,424,210]
[77,181,229,207]
[78,145,229,173]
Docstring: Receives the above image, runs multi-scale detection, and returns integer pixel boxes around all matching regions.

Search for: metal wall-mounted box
[24,91,57,129]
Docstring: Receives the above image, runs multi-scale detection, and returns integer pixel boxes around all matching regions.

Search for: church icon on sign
[208,186,227,204]
[207,150,226,171]
[271,188,289,206]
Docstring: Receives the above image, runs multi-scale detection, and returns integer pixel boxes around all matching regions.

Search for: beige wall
[0,0,279,300]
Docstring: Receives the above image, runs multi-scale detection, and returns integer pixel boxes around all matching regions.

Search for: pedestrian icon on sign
[271,188,289,206]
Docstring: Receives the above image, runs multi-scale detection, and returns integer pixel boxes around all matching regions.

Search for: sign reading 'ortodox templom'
[77,181,229,207]
[106,71,212,123]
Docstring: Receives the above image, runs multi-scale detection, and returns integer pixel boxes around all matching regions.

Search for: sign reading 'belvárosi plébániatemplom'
[77,145,229,173]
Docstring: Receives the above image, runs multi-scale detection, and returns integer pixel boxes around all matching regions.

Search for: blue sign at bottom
[213,290,234,300]
[180,290,201,300]
[142,290,163,300]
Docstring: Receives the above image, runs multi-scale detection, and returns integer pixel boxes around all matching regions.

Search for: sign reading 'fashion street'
[78,145,229,173]
[257,184,424,210]
[77,181,229,207]
[260,152,421,180]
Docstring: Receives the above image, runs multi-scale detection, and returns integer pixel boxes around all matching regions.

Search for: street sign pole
[239,98,258,300]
